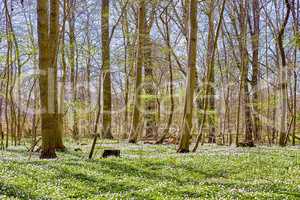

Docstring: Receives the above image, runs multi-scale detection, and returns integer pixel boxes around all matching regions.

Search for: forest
[0,0,299,199]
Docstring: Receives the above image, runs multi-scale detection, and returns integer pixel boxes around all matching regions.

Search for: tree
[232,0,254,146]
[102,0,113,139]
[278,0,291,146]
[193,0,226,152]
[155,3,174,144]
[57,0,68,150]
[37,0,60,159]
[68,0,79,140]
[291,0,300,145]
[49,0,65,150]
[206,0,216,144]
[249,0,261,142]
[128,0,146,143]
[177,0,197,153]
[240,1,253,144]
[144,3,157,139]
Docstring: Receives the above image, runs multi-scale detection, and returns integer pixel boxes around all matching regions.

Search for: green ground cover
[0,142,299,199]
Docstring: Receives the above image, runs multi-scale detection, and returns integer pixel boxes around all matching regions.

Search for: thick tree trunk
[37,0,57,159]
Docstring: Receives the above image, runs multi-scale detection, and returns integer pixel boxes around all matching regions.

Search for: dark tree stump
[102,149,120,158]
[237,141,255,147]
[177,149,190,153]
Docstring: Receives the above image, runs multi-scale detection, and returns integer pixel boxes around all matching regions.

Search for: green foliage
[291,32,300,49]
[0,144,299,199]
[140,94,157,103]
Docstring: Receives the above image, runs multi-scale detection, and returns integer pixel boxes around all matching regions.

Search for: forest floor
[0,140,299,199]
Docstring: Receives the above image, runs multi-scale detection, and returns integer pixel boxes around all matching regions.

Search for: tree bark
[250,0,261,142]
[49,0,65,150]
[37,0,57,159]
[144,32,157,139]
[102,0,113,139]
[206,0,216,144]
[278,0,291,146]
[193,0,226,152]
[129,0,145,143]
[68,0,79,140]
[177,0,197,153]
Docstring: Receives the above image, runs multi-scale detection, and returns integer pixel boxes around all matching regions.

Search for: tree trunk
[37,0,57,159]
[68,0,79,140]
[102,0,113,139]
[206,0,216,144]
[156,6,174,144]
[128,0,145,143]
[121,6,130,138]
[49,0,65,150]
[278,1,291,146]
[144,32,157,139]
[292,0,299,146]
[193,0,226,151]
[250,0,261,142]
[4,0,11,148]
[177,0,197,153]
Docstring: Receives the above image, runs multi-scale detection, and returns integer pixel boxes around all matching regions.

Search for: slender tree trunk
[102,0,113,139]
[177,0,197,153]
[55,0,68,150]
[244,82,253,143]
[193,0,226,152]
[144,32,157,139]
[85,8,92,135]
[278,1,291,146]
[5,0,22,145]
[250,0,261,142]
[0,97,3,150]
[235,0,254,146]
[121,7,130,138]
[241,2,253,144]
[68,0,79,140]
[292,0,299,146]
[4,1,11,148]
[206,0,216,144]
[49,0,65,150]
[156,7,174,144]
[129,0,145,143]
[265,20,272,144]
[24,4,39,145]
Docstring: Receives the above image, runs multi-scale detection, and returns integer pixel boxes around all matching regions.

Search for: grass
[0,141,299,199]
